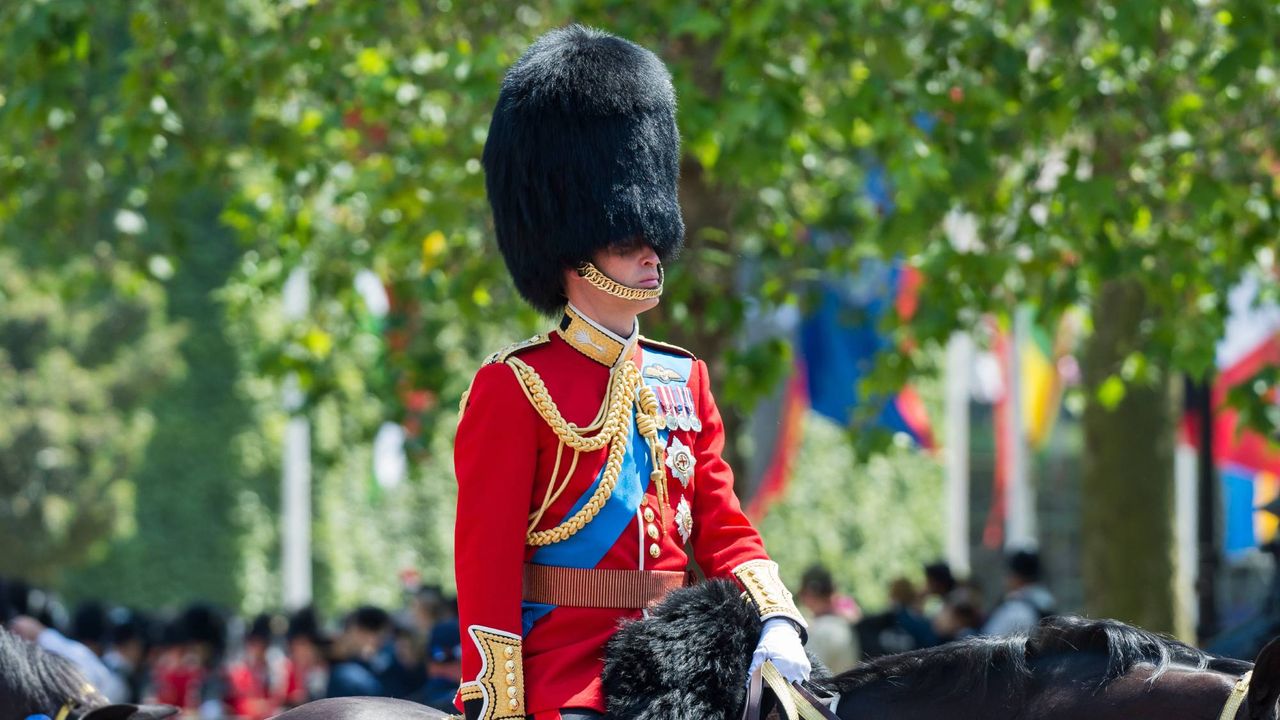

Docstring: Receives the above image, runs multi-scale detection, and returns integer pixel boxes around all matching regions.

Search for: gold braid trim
[578,262,664,301]
[635,385,669,533]
[507,358,670,546]
[506,357,634,453]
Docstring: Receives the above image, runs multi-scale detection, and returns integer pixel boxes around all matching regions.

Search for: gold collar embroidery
[556,303,637,367]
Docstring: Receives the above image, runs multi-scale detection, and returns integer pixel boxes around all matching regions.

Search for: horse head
[1242,637,1280,720]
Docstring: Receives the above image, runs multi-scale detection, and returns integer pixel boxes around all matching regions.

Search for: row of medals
[650,384,702,432]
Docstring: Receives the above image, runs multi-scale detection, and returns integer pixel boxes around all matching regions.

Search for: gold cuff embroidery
[459,682,484,702]
[466,626,526,719]
[733,559,807,629]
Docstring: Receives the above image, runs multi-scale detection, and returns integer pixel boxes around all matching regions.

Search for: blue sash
[521,348,694,634]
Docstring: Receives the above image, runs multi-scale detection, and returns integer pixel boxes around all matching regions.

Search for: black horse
[0,629,177,720]
[276,580,1280,720]
[604,579,1280,720]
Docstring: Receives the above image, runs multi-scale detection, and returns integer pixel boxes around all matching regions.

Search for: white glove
[747,617,811,685]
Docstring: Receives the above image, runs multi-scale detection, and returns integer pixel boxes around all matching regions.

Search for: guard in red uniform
[454,25,810,720]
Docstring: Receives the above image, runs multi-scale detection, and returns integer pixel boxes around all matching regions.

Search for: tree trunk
[1080,278,1177,632]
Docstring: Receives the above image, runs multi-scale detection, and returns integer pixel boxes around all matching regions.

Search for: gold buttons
[647,524,659,540]
[643,507,655,522]
[504,646,514,658]
[506,673,516,684]
[509,699,519,709]
[507,686,517,698]
[649,543,660,558]
[505,660,516,672]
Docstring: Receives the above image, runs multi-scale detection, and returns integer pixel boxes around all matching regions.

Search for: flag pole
[945,332,973,575]
[1005,307,1036,550]
[282,266,313,611]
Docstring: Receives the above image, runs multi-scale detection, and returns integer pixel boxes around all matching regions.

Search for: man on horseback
[453,24,811,720]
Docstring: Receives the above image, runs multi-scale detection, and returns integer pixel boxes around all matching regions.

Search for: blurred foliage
[760,411,945,612]
[66,213,273,611]
[2,0,1278,613]
[0,248,183,585]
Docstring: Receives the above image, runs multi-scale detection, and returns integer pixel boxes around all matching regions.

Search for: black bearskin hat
[483,24,685,315]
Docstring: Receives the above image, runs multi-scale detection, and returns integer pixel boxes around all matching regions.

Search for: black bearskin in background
[603,579,828,720]
[482,24,685,315]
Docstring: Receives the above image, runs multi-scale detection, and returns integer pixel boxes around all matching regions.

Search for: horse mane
[601,579,1254,720]
[823,614,1251,704]
[0,629,107,716]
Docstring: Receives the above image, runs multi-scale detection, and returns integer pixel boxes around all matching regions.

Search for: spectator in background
[920,561,987,643]
[409,584,447,639]
[326,606,392,698]
[796,565,859,674]
[224,613,290,720]
[931,584,986,642]
[382,620,424,699]
[982,550,1056,637]
[410,597,462,711]
[104,608,152,703]
[921,562,957,618]
[855,577,938,659]
[153,603,229,715]
[8,612,127,702]
[285,606,329,707]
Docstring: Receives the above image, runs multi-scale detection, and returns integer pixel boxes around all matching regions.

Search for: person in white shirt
[982,550,1056,637]
[9,614,128,702]
[797,565,859,674]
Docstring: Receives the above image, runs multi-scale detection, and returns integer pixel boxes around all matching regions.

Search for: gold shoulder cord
[458,335,550,418]
[506,357,670,546]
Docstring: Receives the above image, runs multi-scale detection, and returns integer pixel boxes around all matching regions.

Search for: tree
[0,249,182,585]
[4,1,1277,621]
[837,0,1280,631]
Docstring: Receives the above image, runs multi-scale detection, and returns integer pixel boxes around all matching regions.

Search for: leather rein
[1218,670,1253,720]
[741,660,840,720]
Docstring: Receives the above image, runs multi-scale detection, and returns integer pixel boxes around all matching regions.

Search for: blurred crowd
[0,578,462,719]
[1,551,1052,717]
[796,550,1056,673]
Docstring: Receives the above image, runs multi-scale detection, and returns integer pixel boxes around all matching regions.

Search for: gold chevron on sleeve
[466,625,526,719]
[732,559,807,629]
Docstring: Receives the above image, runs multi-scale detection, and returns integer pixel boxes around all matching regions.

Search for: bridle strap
[740,660,840,720]
[1218,670,1253,720]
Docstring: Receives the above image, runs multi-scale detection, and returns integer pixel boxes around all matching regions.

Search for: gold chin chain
[508,358,668,546]
[577,262,664,301]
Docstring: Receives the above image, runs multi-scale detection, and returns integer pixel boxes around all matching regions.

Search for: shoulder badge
[482,334,550,366]
[638,335,697,359]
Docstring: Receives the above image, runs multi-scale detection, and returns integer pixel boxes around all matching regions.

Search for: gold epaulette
[459,335,551,418]
[482,334,550,366]
[638,335,698,359]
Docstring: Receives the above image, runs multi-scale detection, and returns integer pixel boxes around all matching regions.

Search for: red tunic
[454,315,784,718]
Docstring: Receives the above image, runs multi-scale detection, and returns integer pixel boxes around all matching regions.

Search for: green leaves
[7,0,1280,607]
[0,250,183,585]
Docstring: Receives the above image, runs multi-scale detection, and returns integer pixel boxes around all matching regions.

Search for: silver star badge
[676,496,693,544]
[665,436,695,487]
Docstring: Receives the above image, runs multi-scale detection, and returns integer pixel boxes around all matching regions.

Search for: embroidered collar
[556,303,638,367]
